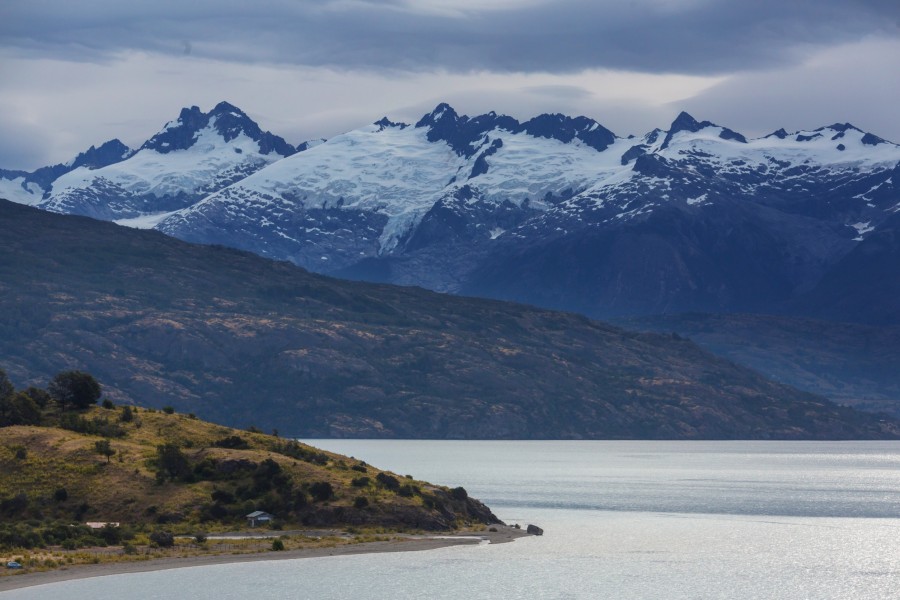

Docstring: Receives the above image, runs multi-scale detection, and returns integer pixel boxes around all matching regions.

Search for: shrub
[353,496,369,509]
[0,392,41,426]
[156,444,191,481]
[61,538,79,550]
[271,538,285,551]
[123,543,137,555]
[309,482,335,502]
[351,476,370,488]
[397,484,419,498]
[162,406,175,415]
[119,405,134,422]
[149,531,175,548]
[351,464,368,473]
[101,398,115,409]
[212,435,250,450]
[53,488,68,502]
[375,472,400,491]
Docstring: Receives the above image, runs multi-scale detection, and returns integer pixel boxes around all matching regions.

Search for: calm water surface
[6,441,900,599]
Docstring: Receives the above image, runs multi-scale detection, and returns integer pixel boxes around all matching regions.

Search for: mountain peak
[661,111,747,148]
[669,111,703,134]
[374,117,408,131]
[520,113,616,152]
[70,139,133,170]
[140,103,295,157]
[211,100,244,116]
[415,103,460,129]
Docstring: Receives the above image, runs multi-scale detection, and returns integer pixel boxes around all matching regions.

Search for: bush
[212,435,250,450]
[0,392,41,426]
[351,476,370,488]
[375,472,400,491]
[309,482,335,502]
[156,444,191,481]
[397,484,419,498]
[101,398,115,409]
[120,406,134,422]
[149,531,175,548]
[162,406,175,415]
[353,496,369,509]
[271,538,285,551]
[53,488,68,502]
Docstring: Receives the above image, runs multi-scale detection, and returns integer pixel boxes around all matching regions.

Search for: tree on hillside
[94,439,116,463]
[49,371,101,409]
[0,392,41,427]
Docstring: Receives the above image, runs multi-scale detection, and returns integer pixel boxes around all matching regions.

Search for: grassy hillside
[1,199,898,439]
[0,401,497,538]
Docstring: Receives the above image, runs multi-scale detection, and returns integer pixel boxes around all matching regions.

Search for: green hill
[0,395,497,538]
[1,199,897,439]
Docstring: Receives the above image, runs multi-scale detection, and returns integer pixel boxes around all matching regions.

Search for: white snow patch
[850,221,874,241]
[686,193,710,206]
[0,177,44,206]
[114,211,180,229]
[489,227,506,239]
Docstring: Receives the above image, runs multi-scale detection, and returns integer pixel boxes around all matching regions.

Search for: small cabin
[245,510,274,527]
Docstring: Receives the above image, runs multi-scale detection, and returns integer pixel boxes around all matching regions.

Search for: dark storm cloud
[2,0,897,75]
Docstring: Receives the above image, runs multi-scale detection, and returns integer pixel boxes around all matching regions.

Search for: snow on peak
[140,102,295,157]
[661,112,747,149]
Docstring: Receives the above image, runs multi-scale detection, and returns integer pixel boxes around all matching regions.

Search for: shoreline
[0,527,528,593]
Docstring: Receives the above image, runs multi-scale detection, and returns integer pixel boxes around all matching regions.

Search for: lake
[6,441,900,599]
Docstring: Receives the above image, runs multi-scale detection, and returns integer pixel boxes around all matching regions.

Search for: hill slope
[0,403,498,532]
[1,199,896,440]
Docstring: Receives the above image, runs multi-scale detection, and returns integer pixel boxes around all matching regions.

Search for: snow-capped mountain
[35,102,298,221]
[3,102,898,323]
[0,139,132,206]
[153,104,899,322]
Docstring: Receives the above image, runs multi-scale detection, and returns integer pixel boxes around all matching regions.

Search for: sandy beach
[0,527,528,593]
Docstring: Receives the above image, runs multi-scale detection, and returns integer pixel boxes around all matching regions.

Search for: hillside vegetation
[1,200,898,439]
[0,369,497,555]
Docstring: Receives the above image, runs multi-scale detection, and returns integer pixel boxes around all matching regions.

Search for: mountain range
[4,101,897,324]
[2,199,896,439]
[2,101,898,418]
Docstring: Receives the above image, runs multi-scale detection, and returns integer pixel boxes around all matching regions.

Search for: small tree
[94,439,115,463]
[120,405,134,423]
[156,443,190,481]
[49,371,101,409]
[0,392,41,427]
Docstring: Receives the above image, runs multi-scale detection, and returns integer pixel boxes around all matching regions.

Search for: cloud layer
[1,1,898,170]
[4,0,898,74]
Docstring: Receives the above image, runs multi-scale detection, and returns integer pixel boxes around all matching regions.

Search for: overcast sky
[1,0,898,170]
